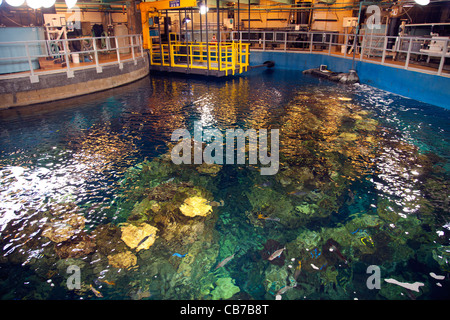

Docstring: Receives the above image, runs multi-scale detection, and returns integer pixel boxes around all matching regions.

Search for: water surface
[0,69,449,300]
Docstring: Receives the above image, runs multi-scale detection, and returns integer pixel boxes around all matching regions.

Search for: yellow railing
[149,37,249,76]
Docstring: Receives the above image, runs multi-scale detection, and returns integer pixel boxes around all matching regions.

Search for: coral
[211,277,240,300]
[321,267,339,285]
[355,118,378,132]
[179,196,212,217]
[42,213,86,243]
[246,187,297,228]
[160,219,206,245]
[295,203,318,216]
[293,229,322,251]
[91,223,127,256]
[377,198,400,223]
[263,264,289,296]
[196,163,222,176]
[432,245,450,272]
[120,223,158,252]
[107,250,137,269]
[54,232,96,259]
[338,132,358,142]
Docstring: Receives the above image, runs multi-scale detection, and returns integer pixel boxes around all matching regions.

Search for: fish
[215,253,236,270]
[90,284,103,298]
[130,287,152,300]
[257,213,281,222]
[360,236,374,247]
[100,280,116,286]
[172,252,188,258]
[288,190,308,196]
[136,234,153,249]
[254,181,272,189]
[268,247,286,261]
[276,284,297,296]
[209,200,225,207]
[329,245,348,264]
[293,261,302,280]
[309,248,321,259]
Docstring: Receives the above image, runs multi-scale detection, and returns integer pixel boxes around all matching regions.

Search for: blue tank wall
[250,50,450,110]
[0,27,45,74]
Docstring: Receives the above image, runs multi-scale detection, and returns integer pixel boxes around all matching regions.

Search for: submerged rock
[107,250,137,269]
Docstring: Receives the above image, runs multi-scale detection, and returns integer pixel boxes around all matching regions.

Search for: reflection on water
[0,71,449,300]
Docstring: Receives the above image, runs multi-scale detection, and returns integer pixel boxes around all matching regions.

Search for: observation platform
[148,39,250,77]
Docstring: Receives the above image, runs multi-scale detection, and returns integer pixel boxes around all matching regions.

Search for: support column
[127,0,142,35]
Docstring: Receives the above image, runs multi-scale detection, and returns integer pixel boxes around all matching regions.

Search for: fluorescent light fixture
[6,0,25,6]
[65,0,77,9]
[414,0,430,5]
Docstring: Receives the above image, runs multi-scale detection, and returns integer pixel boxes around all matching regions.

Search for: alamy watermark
[66,265,81,290]
[170,121,279,175]
[366,5,381,30]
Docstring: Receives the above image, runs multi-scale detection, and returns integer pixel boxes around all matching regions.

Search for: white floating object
[429,272,445,280]
[275,294,282,300]
[311,263,319,270]
[384,278,424,292]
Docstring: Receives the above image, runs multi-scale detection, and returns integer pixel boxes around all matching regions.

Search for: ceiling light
[42,0,55,8]
[65,0,77,9]
[414,0,430,5]
[199,5,209,14]
[6,0,25,7]
[26,0,41,8]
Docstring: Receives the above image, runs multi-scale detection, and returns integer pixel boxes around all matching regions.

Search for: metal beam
[139,0,197,12]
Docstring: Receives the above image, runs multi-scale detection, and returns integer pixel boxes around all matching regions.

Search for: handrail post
[218,43,221,71]
[328,33,332,55]
[344,33,348,58]
[381,36,388,65]
[359,34,364,61]
[437,38,448,75]
[131,35,136,65]
[284,32,287,52]
[309,32,313,53]
[25,42,38,83]
[263,32,266,51]
[62,39,74,78]
[115,37,123,69]
[405,37,413,70]
[93,37,102,73]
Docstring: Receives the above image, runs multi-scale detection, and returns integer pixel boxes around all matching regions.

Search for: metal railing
[148,33,250,76]
[228,30,450,77]
[0,34,144,83]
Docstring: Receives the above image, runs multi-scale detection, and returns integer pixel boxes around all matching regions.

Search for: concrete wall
[0,54,149,110]
[250,50,450,110]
